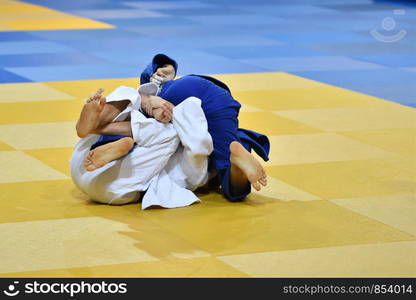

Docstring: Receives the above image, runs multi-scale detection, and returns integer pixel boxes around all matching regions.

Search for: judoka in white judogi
[70,83,213,210]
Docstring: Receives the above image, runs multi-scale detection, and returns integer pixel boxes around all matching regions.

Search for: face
[154,64,175,81]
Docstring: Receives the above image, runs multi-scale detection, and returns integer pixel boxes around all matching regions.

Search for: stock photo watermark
[2,280,127,297]
[370,9,407,42]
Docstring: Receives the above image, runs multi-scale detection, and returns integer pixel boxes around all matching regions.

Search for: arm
[91,94,174,137]
[93,121,133,137]
[140,93,174,123]
[92,98,173,136]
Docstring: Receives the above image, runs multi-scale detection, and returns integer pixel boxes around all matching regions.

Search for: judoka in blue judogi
[142,54,270,201]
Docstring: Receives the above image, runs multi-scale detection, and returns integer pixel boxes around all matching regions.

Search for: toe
[252,182,261,191]
[86,164,96,172]
[83,153,93,167]
[84,157,91,166]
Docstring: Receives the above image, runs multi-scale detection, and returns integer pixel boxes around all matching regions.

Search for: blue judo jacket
[139,54,270,162]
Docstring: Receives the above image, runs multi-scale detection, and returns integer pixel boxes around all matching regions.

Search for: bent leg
[230,141,267,192]
[208,116,267,201]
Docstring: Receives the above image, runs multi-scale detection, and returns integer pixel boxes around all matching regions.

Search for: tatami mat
[0,0,415,277]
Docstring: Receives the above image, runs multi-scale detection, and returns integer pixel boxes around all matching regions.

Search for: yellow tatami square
[45,78,138,100]
[265,133,396,166]
[24,147,74,176]
[234,86,389,111]
[0,1,49,13]
[139,199,413,256]
[239,104,265,112]
[213,72,327,92]
[275,105,416,132]
[0,0,16,5]
[340,128,416,157]
[332,194,416,236]
[0,121,78,149]
[0,11,85,21]
[0,82,74,103]
[238,112,322,136]
[0,217,159,273]
[218,241,416,277]
[249,175,321,201]
[0,196,220,273]
[1,257,248,278]
[0,101,83,124]
[266,158,416,199]
[0,180,101,223]
[0,151,68,183]
[0,0,113,31]
[0,17,114,31]
[0,141,15,150]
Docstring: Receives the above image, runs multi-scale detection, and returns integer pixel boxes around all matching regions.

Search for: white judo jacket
[70,83,213,209]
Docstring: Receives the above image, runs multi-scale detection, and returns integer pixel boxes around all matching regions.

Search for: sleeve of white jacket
[130,109,178,147]
[106,86,141,110]
[172,97,213,190]
[104,86,141,122]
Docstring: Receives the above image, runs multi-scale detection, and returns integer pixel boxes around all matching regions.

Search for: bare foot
[83,137,134,171]
[230,141,267,191]
[76,88,106,138]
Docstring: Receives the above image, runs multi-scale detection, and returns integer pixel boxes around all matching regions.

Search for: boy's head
[140,54,178,85]
[153,63,176,82]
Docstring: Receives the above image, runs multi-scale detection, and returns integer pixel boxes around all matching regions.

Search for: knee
[225,183,250,202]
[224,189,249,202]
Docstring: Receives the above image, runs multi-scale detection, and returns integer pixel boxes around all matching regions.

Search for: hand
[153,107,172,123]
[142,95,174,119]
[151,96,174,123]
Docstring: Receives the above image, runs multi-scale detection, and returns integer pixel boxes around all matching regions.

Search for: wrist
[140,93,150,114]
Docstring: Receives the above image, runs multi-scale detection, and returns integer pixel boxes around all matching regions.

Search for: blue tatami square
[293,69,416,88]
[0,69,32,83]
[203,44,326,60]
[6,64,141,82]
[240,56,385,72]
[0,53,108,68]
[0,41,76,55]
